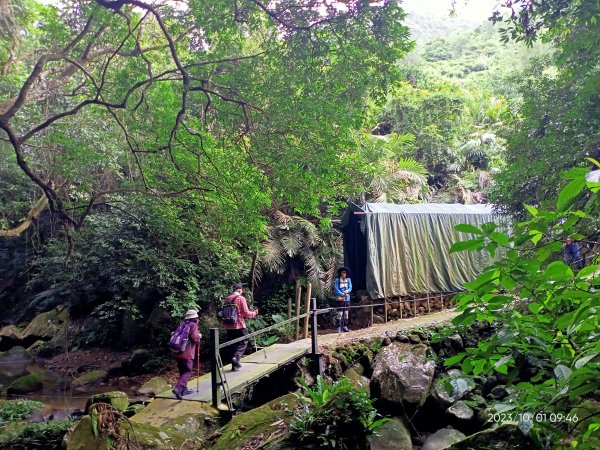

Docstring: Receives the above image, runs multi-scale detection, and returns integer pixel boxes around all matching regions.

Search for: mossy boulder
[371,417,413,450]
[66,415,205,450]
[211,393,299,450]
[343,367,370,395]
[448,424,534,450]
[21,306,68,343]
[74,370,107,386]
[6,373,43,395]
[85,391,129,414]
[68,397,220,449]
[137,376,171,396]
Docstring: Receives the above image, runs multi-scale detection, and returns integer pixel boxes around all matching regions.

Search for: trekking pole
[196,341,201,393]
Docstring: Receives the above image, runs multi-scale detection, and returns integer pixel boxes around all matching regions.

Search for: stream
[0,348,145,421]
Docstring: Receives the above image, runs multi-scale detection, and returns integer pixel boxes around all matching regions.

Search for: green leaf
[518,415,533,435]
[454,224,483,235]
[554,364,572,381]
[557,177,586,212]
[524,204,538,216]
[494,403,516,413]
[444,353,466,366]
[542,261,573,282]
[450,237,485,253]
[489,231,510,246]
[575,265,598,279]
[574,352,598,369]
[528,229,543,245]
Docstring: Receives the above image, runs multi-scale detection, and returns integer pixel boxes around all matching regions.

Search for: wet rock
[6,373,43,394]
[137,376,171,396]
[382,337,392,346]
[445,401,475,427]
[371,342,435,406]
[408,334,421,344]
[482,375,498,396]
[395,333,409,343]
[422,428,466,450]
[444,334,464,352]
[447,423,534,449]
[370,417,412,450]
[489,385,508,400]
[85,391,129,414]
[73,370,107,386]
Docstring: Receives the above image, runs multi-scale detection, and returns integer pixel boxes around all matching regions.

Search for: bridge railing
[209,293,457,407]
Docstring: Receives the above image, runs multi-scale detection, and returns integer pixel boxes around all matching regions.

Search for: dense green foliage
[292,376,388,450]
[0,0,414,340]
[447,168,600,448]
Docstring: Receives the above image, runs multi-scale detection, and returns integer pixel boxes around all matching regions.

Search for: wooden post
[414,296,417,316]
[426,291,431,314]
[209,328,220,408]
[384,297,388,323]
[287,297,292,319]
[295,281,301,340]
[303,282,312,339]
[310,297,323,376]
[370,298,374,327]
[400,297,403,319]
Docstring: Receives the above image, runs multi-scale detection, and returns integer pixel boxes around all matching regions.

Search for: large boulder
[370,417,413,450]
[422,428,466,450]
[137,376,171,397]
[0,325,22,350]
[0,346,32,379]
[370,342,435,406]
[448,423,534,449]
[211,393,299,450]
[20,306,68,345]
[6,373,43,395]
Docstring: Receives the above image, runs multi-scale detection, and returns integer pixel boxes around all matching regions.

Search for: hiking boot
[181,389,194,396]
[336,326,342,333]
[342,326,350,332]
[172,389,183,400]
[231,365,241,371]
[231,357,241,370]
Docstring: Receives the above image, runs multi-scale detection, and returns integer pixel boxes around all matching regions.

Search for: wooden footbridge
[155,297,458,408]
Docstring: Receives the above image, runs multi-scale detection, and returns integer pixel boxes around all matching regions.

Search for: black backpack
[218,297,239,324]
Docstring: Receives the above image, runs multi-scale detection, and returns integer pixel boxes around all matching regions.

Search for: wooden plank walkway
[156,340,310,403]
[154,309,458,404]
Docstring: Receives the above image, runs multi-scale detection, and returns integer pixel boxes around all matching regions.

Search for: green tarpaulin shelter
[341,203,502,299]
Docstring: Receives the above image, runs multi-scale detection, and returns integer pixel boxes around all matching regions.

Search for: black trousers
[226,328,249,362]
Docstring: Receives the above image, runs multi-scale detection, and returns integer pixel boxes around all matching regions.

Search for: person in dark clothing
[564,237,584,269]
[223,283,259,371]
[172,309,202,399]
